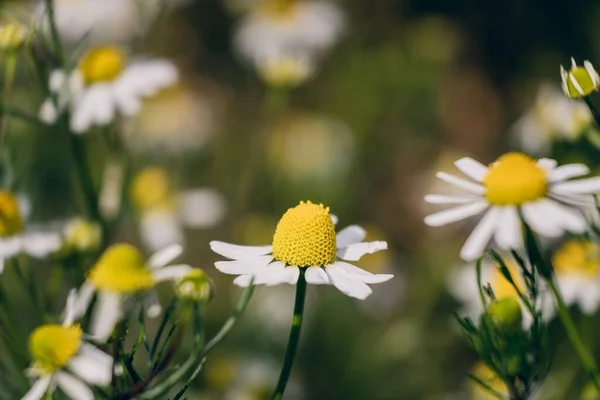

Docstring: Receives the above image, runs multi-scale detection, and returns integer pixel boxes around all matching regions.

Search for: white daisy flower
[552,239,600,314]
[211,201,393,300]
[0,191,61,274]
[234,0,345,62]
[424,152,600,261]
[22,290,117,400]
[39,46,179,133]
[561,58,600,99]
[512,84,594,153]
[74,243,192,341]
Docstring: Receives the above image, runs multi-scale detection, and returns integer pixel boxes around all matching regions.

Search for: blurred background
[4,0,600,398]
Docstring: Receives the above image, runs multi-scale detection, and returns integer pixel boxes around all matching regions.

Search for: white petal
[215,255,273,275]
[56,372,94,400]
[39,99,58,124]
[552,177,600,194]
[90,293,122,342]
[424,194,480,204]
[330,214,339,225]
[253,262,299,286]
[548,164,590,182]
[67,345,112,386]
[424,200,488,227]
[493,206,522,250]
[74,283,96,318]
[436,172,486,194]
[337,241,387,261]
[335,225,366,248]
[537,158,557,170]
[544,200,587,233]
[304,266,331,285]
[460,207,501,261]
[209,241,272,260]
[49,70,66,92]
[21,232,62,258]
[233,274,253,287]
[148,244,183,269]
[70,85,115,133]
[21,376,52,400]
[521,200,564,238]
[63,290,78,327]
[143,290,162,318]
[115,60,178,99]
[454,157,488,182]
[0,237,21,259]
[331,261,393,284]
[326,264,373,300]
[152,264,193,282]
[579,286,600,314]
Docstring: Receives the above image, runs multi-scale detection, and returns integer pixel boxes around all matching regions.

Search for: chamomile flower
[425,152,600,261]
[234,0,345,62]
[39,46,179,133]
[74,243,192,341]
[256,50,314,87]
[211,201,393,300]
[561,58,600,99]
[0,21,29,52]
[22,291,116,400]
[0,191,61,273]
[552,239,600,314]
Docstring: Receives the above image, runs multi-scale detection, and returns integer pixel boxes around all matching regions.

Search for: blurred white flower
[40,46,178,133]
[74,243,192,341]
[22,291,117,400]
[256,51,314,87]
[512,84,594,153]
[62,218,102,254]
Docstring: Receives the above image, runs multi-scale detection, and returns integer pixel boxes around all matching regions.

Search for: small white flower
[256,50,315,87]
[425,152,600,261]
[39,46,179,133]
[74,243,192,341]
[22,291,118,400]
[211,201,393,300]
[234,0,345,62]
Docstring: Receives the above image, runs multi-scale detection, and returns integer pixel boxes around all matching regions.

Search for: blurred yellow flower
[469,362,509,400]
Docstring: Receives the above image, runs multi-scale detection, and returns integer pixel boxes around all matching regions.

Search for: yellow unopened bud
[257,54,313,88]
[561,58,600,98]
[63,218,102,253]
[487,297,522,333]
[0,22,28,52]
[581,382,600,399]
[174,269,214,302]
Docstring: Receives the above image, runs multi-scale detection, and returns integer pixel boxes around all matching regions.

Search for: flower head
[211,200,392,299]
[561,58,600,99]
[425,152,600,260]
[29,324,82,375]
[257,52,314,87]
[0,21,28,52]
[88,243,154,293]
[62,218,102,253]
[174,269,214,302]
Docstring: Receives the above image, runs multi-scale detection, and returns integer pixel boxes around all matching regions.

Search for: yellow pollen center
[553,240,600,278]
[79,46,126,85]
[88,243,154,293]
[272,201,336,266]
[483,153,547,206]
[0,191,23,237]
[258,0,299,19]
[29,324,82,375]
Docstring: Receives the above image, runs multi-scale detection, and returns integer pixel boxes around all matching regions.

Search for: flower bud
[257,53,314,88]
[174,269,214,302]
[561,58,600,99]
[581,382,600,399]
[0,22,28,53]
[486,297,522,333]
[63,218,102,253]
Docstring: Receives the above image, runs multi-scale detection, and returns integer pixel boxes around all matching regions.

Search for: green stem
[584,97,600,131]
[547,278,600,393]
[44,0,66,66]
[0,54,17,150]
[271,269,307,400]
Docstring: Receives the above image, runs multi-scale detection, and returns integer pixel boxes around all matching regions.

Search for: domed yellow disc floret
[272,201,336,266]
[0,191,23,237]
[79,46,126,85]
[130,167,175,211]
[29,324,82,375]
[553,240,600,278]
[88,243,154,293]
[483,153,547,206]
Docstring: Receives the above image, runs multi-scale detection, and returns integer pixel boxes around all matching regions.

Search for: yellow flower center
[258,0,299,19]
[0,191,23,237]
[565,66,597,98]
[258,56,311,88]
[272,201,336,266]
[130,167,176,212]
[79,46,126,85]
[483,153,547,206]
[553,240,600,278]
[88,243,154,293]
[29,324,82,375]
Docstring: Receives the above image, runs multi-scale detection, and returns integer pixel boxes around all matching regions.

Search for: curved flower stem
[44,0,66,66]
[271,269,307,400]
[584,97,600,130]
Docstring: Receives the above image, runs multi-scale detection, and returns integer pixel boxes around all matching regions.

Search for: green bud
[0,22,28,53]
[561,58,600,99]
[487,297,522,333]
[174,269,214,302]
[63,218,102,254]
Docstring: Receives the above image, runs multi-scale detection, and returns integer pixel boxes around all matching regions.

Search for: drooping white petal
[305,266,331,285]
[424,194,480,204]
[337,241,387,261]
[542,200,587,233]
[209,241,272,260]
[67,345,112,386]
[143,290,162,318]
[579,285,600,315]
[460,207,502,261]
[552,177,600,194]
[521,200,564,237]
[537,158,557,170]
[49,70,66,93]
[253,262,299,286]
[335,225,366,248]
[21,376,52,400]
[39,100,59,124]
[424,201,488,227]
[70,85,115,133]
[74,283,96,318]
[215,255,273,275]
[56,372,94,400]
[63,290,78,327]
[493,206,522,250]
[233,274,253,287]
[436,172,486,194]
[326,264,372,300]
[548,164,590,182]
[148,244,183,269]
[90,293,122,342]
[152,264,193,282]
[454,157,488,182]
[332,261,393,284]
[0,236,23,259]
[115,60,178,99]
[21,232,62,257]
